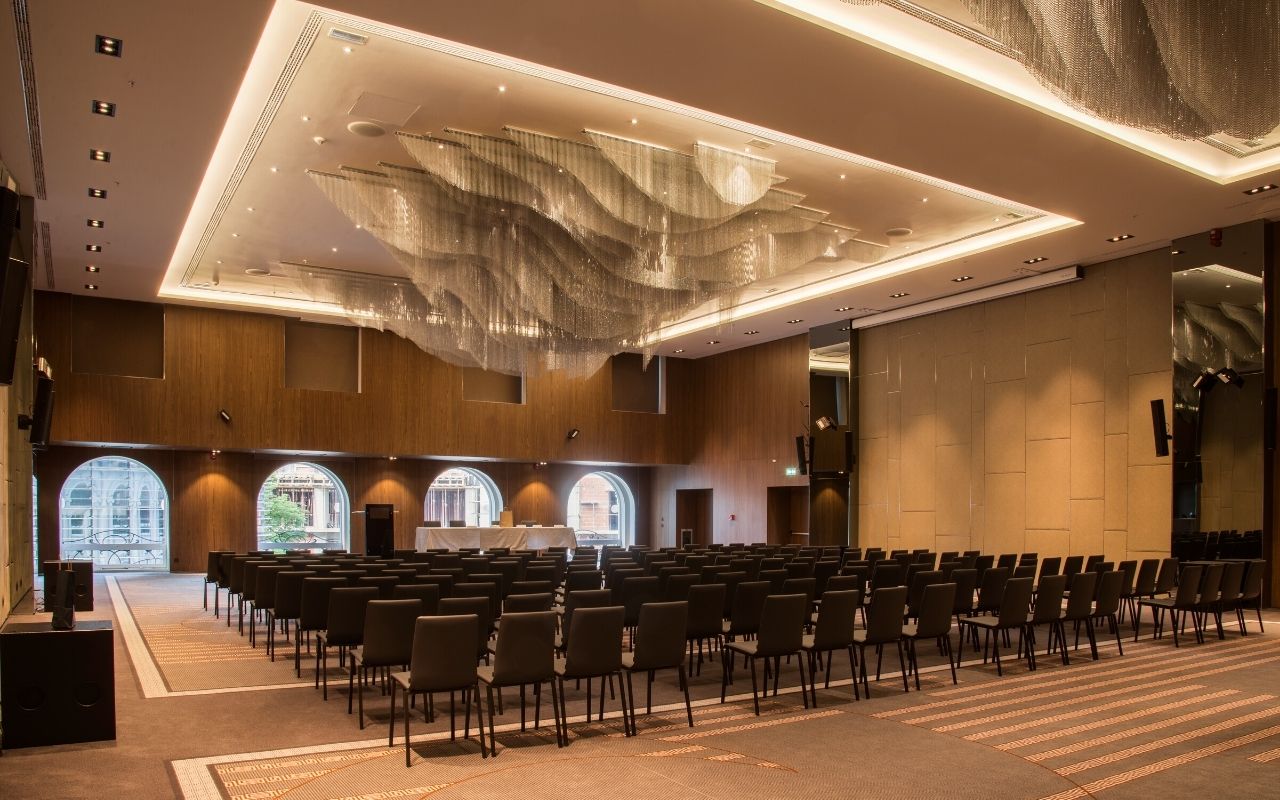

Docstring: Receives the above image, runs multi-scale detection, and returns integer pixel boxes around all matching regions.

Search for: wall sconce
[218,409,232,424]
[815,415,836,431]
[566,428,579,440]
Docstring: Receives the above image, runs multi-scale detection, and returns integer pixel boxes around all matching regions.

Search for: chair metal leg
[1111,614,1124,655]
[626,671,638,736]
[896,639,910,691]
[944,636,957,684]
[678,665,693,727]
[486,685,498,757]
[749,657,761,715]
[403,685,411,766]
[847,646,861,700]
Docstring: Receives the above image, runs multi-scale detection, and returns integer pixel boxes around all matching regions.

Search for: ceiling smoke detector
[347,120,386,137]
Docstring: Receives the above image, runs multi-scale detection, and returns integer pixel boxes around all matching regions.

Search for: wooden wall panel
[34,293,686,466]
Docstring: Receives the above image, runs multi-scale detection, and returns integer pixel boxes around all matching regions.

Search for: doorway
[767,485,809,545]
[675,488,712,547]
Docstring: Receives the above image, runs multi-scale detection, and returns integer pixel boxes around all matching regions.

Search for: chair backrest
[913,582,956,639]
[996,553,1017,570]
[562,588,614,646]
[504,592,554,613]
[813,560,840,595]
[409,614,478,692]
[1154,557,1180,593]
[391,583,440,615]
[488,609,555,680]
[757,569,788,593]
[1172,565,1203,606]
[1031,574,1068,623]
[1117,560,1138,596]
[727,580,770,635]
[361,599,422,665]
[811,589,859,649]
[356,575,398,600]
[1133,559,1159,595]
[1084,554,1104,571]
[823,574,860,597]
[1063,571,1098,621]
[1038,556,1062,580]
[950,568,978,614]
[299,577,345,630]
[754,594,806,658]
[780,577,816,607]
[975,567,1009,612]
[995,577,1034,627]
[273,570,316,619]
[1062,555,1084,578]
[664,573,700,601]
[1093,571,1123,616]
[1213,558,1244,601]
[863,586,909,645]
[686,583,727,638]
[621,576,663,623]
[784,560,815,579]
[1197,562,1224,603]
[871,562,903,589]
[561,605,624,678]
[631,601,690,670]
[325,586,379,646]
[437,596,492,659]
[1240,560,1266,601]
[907,570,944,617]
[565,570,602,592]
[1012,565,1036,580]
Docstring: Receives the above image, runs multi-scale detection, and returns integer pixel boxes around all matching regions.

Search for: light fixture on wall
[566,428,579,440]
[218,409,232,424]
[815,415,836,431]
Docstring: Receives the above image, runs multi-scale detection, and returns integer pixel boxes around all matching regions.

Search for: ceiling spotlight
[673,348,684,354]
[342,46,352,54]
[218,409,232,424]
[88,187,107,198]
[835,306,852,312]
[497,85,507,93]
[388,455,397,461]
[630,117,638,125]
[707,339,720,344]
[246,207,255,212]
[1106,233,1134,242]
[890,292,909,298]
[92,100,116,116]
[84,283,98,290]
[87,219,104,228]
[743,330,759,335]
[952,275,973,282]
[94,35,122,56]
[815,415,836,431]
[331,247,338,252]
[301,115,311,121]
[921,197,929,203]
[566,428,579,440]
[231,232,239,238]
[786,319,803,324]
[1023,256,1048,264]
[1243,183,1277,195]
[270,166,279,173]
[85,265,99,273]
[89,149,110,162]
[1171,249,1184,255]
[839,174,847,180]
[86,244,101,252]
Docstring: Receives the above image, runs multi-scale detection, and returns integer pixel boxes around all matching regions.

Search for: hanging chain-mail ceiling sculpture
[843,0,1280,141]
[301,127,883,375]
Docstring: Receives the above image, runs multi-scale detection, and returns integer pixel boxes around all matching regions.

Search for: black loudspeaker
[1150,399,1171,458]
[51,569,75,630]
[365,504,395,558]
[29,360,54,450]
[794,435,809,476]
[0,187,29,386]
[42,560,94,611]
[0,620,116,748]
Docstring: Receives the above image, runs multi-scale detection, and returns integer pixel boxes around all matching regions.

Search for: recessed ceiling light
[88,187,107,198]
[215,260,223,265]
[1106,233,1134,242]
[744,330,759,335]
[890,292,909,298]
[1243,183,1277,195]
[331,246,338,252]
[952,275,973,282]
[839,174,847,180]
[269,166,278,173]
[87,219,103,228]
[707,339,720,345]
[89,149,110,162]
[94,35,122,56]
[835,306,852,312]
[1225,284,1232,288]
[92,100,116,117]
[673,348,684,354]
[921,197,929,203]
[840,326,850,331]
[247,207,254,212]
[355,224,362,229]
[85,265,99,273]
[764,288,778,294]
[231,232,239,238]
[497,85,507,93]
[630,117,638,125]
[1023,256,1048,264]
[786,319,803,324]
[1171,249,1184,255]
[84,283,98,290]
[301,115,311,121]
[86,244,101,252]
[342,46,352,54]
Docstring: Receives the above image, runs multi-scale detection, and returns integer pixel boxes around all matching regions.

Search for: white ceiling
[3,0,1279,362]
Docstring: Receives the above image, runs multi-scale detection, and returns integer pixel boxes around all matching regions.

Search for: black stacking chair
[1234,560,1267,635]
[269,569,315,661]
[802,588,861,703]
[391,583,440,615]
[318,586,379,700]
[297,576,344,677]
[622,601,693,733]
[439,596,494,662]
[390,614,484,765]
[1126,559,1159,628]
[902,582,957,688]
[956,577,1034,676]
[478,610,561,756]
[1061,571,1099,661]
[1023,573,1068,668]
[555,605,627,740]
[1089,570,1125,657]
[852,586,909,697]
[349,599,422,728]
[722,594,808,715]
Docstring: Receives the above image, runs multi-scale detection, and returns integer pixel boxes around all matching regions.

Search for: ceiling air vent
[328,28,369,46]
[744,139,773,150]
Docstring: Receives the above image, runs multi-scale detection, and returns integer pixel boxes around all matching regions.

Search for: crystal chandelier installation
[301,127,883,375]
[845,0,1280,141]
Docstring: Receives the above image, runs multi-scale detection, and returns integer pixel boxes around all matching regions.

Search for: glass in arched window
[567,472,634,548]
[256,463,350,553]
[58,457,169,570]
[424,468,502,527]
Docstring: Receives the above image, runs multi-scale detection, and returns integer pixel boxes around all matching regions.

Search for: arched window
[256,463,350,552]
[58,456,169,570]
[567,471,634,548]
[425,468,502,527]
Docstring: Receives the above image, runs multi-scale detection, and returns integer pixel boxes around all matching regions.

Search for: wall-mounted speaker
[42,560,93,612]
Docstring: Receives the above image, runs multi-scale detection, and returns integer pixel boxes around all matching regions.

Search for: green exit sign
[784,466,799,477]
